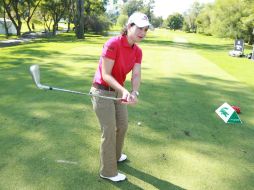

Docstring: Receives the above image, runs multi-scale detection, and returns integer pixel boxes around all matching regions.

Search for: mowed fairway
[0,29,253,190]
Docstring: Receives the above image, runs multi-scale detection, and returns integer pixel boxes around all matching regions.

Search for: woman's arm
[130,63,141,103]
[101,57,132,102]
[131,63,141,92]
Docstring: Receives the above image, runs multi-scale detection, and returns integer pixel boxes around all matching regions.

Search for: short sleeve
[101,37,118,60]
[135,47,142,64]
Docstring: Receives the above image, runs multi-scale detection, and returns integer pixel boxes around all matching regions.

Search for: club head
[29,65,49,90]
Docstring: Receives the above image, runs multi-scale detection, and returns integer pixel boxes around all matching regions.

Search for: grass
[0,29,254,190]
[0,34,19,40]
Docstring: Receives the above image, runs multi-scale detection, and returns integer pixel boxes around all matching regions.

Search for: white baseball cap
[127,12,152,28]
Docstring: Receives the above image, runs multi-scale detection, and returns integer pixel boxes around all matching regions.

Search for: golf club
[29,64,123,101]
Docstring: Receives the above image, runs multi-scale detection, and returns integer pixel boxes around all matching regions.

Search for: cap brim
[135,22,150,28]
[135,22,154,30]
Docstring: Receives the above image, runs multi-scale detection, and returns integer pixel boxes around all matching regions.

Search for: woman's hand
[130,91,138,104]
[121,89,138,105]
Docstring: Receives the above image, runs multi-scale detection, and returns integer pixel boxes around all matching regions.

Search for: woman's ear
[127,24,132,30]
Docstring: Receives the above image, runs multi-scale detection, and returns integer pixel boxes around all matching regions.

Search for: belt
[92,83,115,91]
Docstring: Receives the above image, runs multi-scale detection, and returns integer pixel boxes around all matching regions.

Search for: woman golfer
[90,12,151,182]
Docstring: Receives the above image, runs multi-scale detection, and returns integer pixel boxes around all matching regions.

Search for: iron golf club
[29,64,123,101]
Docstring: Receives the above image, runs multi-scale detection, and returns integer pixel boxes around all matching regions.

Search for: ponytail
[121,23,135,36]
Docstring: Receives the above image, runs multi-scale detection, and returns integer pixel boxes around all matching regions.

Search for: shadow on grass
[2,45,99,62]
[0,32,108,49]
[114,164,186,190]
[126,72,254,169]
[1,35,254,189]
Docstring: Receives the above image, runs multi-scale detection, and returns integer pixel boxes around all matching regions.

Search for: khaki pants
[90,87,128,177]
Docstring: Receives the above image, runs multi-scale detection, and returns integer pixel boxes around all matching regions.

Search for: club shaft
[49,86,89,95]
[29,64,123,101]
[45,85,122,101]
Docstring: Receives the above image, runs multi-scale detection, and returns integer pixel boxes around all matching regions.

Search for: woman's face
[127,24,149,44]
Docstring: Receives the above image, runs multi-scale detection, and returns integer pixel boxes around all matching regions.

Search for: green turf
[0,34,19,40]
[0,29,253,190]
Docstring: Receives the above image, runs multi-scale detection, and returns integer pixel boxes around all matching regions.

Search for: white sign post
[215,102,242,124]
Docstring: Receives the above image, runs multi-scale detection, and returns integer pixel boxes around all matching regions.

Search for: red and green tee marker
[215,102,242,124]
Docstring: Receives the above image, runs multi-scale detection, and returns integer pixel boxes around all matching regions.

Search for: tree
[74,0,110,38]
[121,0,144,17]
[2,0,25,36]
[183,1,204,33]
[0,1,3,17]
[65,0,75,32]
[39,4,53,32]
[84,0,106,16]
[119,0,156,27]
[41,0,69,36]
[182,19,191,32]
[106,0,121,24]
[86,14,112,34]
[83,0,111,34]
[210,0,244,39]
[23,0,42,32]
[117,14,128,27]
[241,0,254,44]
[74,0,85,39]
[140,0,154,21]
[0,0,9,37]
[192,0,254,44]
[151,15,163,28]
[196,3,214,35]
[165,13,184,30]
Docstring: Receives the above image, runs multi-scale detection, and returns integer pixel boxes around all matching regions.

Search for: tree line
[0,0,253,44]
[108,0,254,45]
[0,0,109,39]
[164,0,254,45]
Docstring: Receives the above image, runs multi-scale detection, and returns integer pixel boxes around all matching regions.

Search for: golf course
[0,29,254,190]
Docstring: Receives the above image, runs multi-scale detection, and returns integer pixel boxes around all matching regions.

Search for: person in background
[90,12,152,182]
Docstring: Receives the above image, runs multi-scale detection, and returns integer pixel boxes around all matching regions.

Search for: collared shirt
[93,35,142,87]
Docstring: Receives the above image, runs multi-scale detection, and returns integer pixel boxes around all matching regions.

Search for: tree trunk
[27,18,32,32]
[26,0,41,32]
[249,34,253,45]
[3,0,23,36]
[248,29,254,45]
[3,9,9,38]
[75,0,85,39]
[53,23,57,36]
[67,21,71,32]
[16,25,22,36]
[16,17,22,36]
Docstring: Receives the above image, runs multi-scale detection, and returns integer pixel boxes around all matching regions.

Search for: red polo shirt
[93,35,142,87]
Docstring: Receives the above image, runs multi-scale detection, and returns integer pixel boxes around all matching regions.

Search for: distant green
[0,29,253,190]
